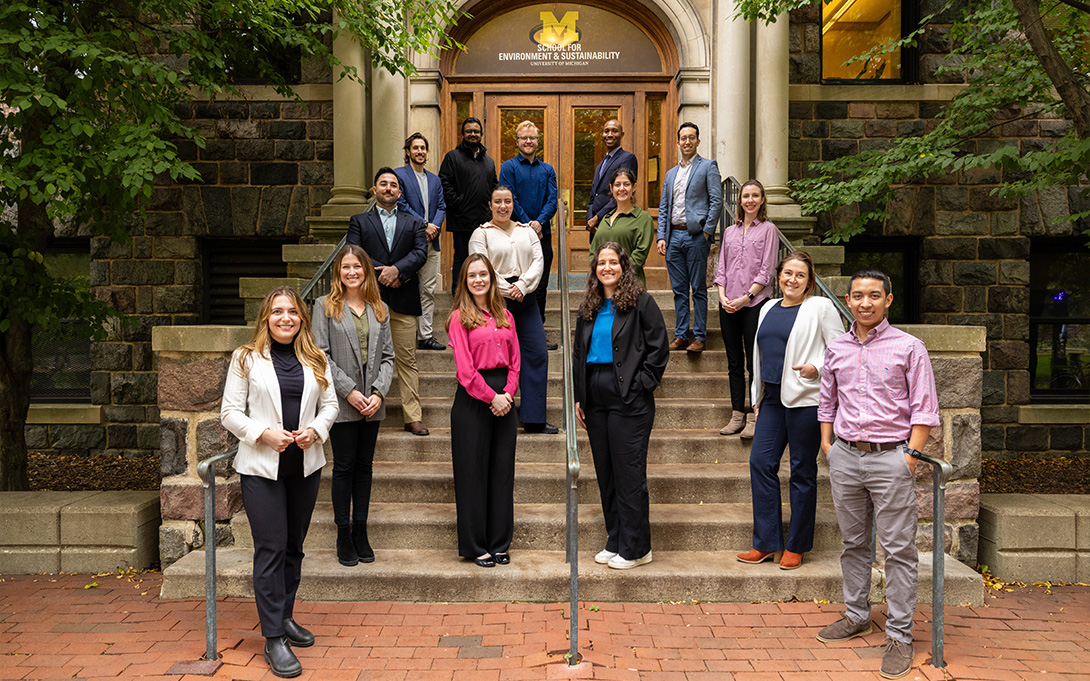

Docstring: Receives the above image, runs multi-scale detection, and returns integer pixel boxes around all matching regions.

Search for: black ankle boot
[282,617,314,647]
[352,522,374,563]
[264,635,302,678]
[336,525,358,566]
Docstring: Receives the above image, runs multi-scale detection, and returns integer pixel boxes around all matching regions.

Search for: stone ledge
[898,325,988,353]
[152,325,252,353]
[790,83,967,102]
[1018,404,1090,425]
[282,243,337,263]
[238,277,309,299]
[979,493,1090,582]
[26,404,103,425]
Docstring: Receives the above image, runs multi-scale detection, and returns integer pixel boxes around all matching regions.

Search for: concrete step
[394,371,734,401]
[160,548,983,605]
[411,345,734,373]
[364,429,751,464]
[231,502,847,553]
[380,397,736,430]
[315,462,831,505]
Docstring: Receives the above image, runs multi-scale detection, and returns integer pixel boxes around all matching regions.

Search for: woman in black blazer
[573,242,669,570]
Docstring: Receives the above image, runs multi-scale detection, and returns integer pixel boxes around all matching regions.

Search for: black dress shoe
[282,618,314,647]
[524,422,559,434]
[417,337,447,351]
[474,556,496,568]
[493,552,510,565]
[352,522,374,563]
[546,342,559,351]
[264,635,302,678]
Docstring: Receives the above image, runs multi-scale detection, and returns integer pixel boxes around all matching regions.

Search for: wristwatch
[746,292,755,300]
[906,447,923,460]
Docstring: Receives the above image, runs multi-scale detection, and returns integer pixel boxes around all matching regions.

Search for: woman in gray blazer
[312,245,395,566]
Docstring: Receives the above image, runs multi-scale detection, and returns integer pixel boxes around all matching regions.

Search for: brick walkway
[0,572,1086,680]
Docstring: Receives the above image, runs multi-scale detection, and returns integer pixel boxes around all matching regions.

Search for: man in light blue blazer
[656,122,723,354]
[394,133,448,351]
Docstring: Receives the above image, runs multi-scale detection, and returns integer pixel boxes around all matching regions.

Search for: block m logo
[536,11,579,46]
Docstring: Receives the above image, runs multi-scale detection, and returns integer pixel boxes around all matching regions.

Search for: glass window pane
[646,97,663,210]
[31,250,92,402]
[455,97,472,128]
[822,0,902,80]
[498,109,546,165]
[1032,323,1089,394]
[573,108,619,224]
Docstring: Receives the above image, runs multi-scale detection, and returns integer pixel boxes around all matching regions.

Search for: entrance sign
[455,4,664,76]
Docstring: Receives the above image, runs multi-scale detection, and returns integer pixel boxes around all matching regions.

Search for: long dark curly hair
[579,242,644,320]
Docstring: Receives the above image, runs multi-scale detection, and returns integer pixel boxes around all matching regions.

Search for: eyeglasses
[517,136,539,142]
[679,135,698,142]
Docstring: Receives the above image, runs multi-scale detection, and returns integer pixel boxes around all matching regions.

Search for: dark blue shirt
[586,300,615,364]
[756,301,800,384]
[498,155,558,234]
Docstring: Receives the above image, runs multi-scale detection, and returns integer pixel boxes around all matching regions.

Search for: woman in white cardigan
[221,286,338,678]
[736,252,845,570]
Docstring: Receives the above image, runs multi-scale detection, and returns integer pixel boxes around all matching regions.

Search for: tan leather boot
[739,412,757,439]
[720,410,745,435]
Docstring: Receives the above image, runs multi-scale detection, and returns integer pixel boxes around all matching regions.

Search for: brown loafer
[669,337,688,351]
[780,550,803,570]
[736,549,775,564]
[686,339,705,353]
[404,421,429,436]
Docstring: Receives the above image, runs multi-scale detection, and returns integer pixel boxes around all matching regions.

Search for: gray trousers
[827,439,918,643]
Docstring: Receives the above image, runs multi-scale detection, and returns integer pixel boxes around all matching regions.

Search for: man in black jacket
[439,117,497,288]
[347,168,430,436]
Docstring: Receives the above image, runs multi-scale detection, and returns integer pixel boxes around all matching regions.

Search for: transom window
[822,0,917,82]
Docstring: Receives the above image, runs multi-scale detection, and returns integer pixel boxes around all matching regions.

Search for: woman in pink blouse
[446,253,521,568]
[714,179,780,439]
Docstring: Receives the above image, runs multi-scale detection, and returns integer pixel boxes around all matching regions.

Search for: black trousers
[240,449,321,638]
[534,233,553,324]
[450,368,518,558]
[584,364,654,561]
[329,419,380,528]
[719,300,766,412]
[450,231,474,291]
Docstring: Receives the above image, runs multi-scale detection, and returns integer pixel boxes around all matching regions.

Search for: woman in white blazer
[736,252,845,571]
[312,245,395,567]
[221,286,338,678]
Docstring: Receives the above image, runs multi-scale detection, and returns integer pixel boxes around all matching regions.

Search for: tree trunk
[1010,0,1090,140]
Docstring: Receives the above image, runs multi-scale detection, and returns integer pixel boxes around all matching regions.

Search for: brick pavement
[0,571,1086,680]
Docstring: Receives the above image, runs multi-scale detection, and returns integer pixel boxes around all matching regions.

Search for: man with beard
[439,117,497,287]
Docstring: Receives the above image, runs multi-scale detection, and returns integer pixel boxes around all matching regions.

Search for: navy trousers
[749,382,820,553]
[504,289,549,425]
[240,449,321,638]
[585,364,654,561]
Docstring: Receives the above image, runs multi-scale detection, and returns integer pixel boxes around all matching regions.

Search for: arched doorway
[440,1,679,286]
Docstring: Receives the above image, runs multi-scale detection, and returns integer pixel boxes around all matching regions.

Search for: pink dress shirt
[714,219,780,308]
[448,308,521,403]
[817,318,941,442]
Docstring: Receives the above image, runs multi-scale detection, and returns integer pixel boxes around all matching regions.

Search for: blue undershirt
[586,299,615,364]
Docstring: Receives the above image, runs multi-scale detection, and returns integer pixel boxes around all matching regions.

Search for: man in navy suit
[656,122,722,354]
[585,119,638,235]
[394,133,447,351]
[347,167,430,436]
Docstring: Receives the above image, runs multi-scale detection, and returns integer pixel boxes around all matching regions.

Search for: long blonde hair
[239,286,330,392]
[324,244,388,323]
[447,253,510,331]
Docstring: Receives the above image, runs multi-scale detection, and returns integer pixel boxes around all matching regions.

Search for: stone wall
[787,9,1089,462]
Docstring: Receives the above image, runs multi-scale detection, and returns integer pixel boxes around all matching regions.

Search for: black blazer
[573,291,669,406]
[586,148,639,224]
[346,208,428,316]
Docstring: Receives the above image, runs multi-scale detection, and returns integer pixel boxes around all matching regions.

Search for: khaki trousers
[417,244,441,340]
[389,310,422,423]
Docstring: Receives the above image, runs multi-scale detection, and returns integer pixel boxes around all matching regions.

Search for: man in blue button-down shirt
[499,121,558,329]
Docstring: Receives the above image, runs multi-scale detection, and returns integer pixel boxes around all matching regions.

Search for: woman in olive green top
[590,167,655,284]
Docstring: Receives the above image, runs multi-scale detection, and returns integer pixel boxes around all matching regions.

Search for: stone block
[107,425,138,449]
[250,102,280,119]
[236,139,274,160]
[159,520,200,568]
[897,120,926,137]
[110,372,158,405]
[863,119,896,137]
[231,186,260,236]
[988,287,1029,315]
[91,342,132,372]
[990,212,1018,236]
[1006,370,1030,404]
[915,522,952,554]
[251,163,298,186]
[50,425,106,450]
[112,260,175,286]
[802,120,828,138]
[158,354,230,411]
[1006,425,1050,451]
[935,187,967,211]
[219,162,247,185]
[61,547,155,574]
[199,139,235,161]
[160,475,243,522]
[952,262,996,286]
[982,370,1005,405]
[0,547,61,574]
[0,492,97,545]
[979,236,1029,260]
[947,412,982,478]
[196,419,239,474]
[789,102,813,120]
[1049,426,1084,451]
[979,494,1075,550]
[91,236,132,259]
[25,425,49,449]
[161,417,189,476]
[922,237,976,260]
[964,286,987,312]
[60,490,160,556]
[988,340,1028,370]
[922,286,962,312]
[1034,495,1090,550]
[269,121,307,140]
[275,140,315,161]
[154,286,197,314]
[306,120,333,140]
[821,139,857,160]
[133,342,155,371]
[258,186,293,235]
[997,261,1029,285]
[829,120,864,138]
[874,102,916,119]
[957,522,979,565]
[917,481,978,521]
[136,285,154,315]
[931,355,983,409]
[937,211,988,235]
[299,162,334,186]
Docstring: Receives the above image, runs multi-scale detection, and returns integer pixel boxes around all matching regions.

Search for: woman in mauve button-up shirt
[446,253,521,568]
[714,179,780,439]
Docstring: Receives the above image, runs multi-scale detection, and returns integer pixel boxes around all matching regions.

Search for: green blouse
[350,306,369,362]
[590,204,655,284]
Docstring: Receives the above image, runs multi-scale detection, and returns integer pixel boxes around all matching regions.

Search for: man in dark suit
[347,167,430,436]
[439,117,496,288]
[394,133,447,351]
[585,118,638,235]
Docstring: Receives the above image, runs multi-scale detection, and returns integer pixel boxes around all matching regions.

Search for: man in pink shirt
[816,270,940,680]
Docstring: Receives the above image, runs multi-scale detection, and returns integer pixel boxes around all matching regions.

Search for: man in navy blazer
[586,119,638,234]
[394,133,447,351]
[656,122,722,354]
[347,167,430,436]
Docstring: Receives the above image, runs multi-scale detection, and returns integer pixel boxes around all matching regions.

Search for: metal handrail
[720,175,951,669]
[196,447,239,666]
[300,197,376,304]
[557,193,581,666]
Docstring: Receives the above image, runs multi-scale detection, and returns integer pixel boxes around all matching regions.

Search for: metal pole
[200,462,218,663]
[909,449,952,669]
[557,192,580,665]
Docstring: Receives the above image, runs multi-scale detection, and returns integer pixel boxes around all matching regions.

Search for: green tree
[0,0,462,490]
[736,0,1090,241]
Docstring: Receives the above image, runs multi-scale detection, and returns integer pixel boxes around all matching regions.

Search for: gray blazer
[312,296,395,423]
[656,154,724,241]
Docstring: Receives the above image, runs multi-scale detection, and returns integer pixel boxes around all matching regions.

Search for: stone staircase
[161,288,983,605]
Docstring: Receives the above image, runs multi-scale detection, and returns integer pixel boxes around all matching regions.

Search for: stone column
[371,65,408,170]
[715,0,750,184]
[327,13,369,209]
[754,14,790,206]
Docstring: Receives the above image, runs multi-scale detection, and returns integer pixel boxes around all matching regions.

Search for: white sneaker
[607,551,653,570]
[594,549,618,564]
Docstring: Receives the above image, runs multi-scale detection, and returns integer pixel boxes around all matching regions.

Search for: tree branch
[1055,0,1090,14]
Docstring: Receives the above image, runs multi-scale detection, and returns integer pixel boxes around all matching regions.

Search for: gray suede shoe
[816,615,872,643]
[879,638,913,678]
